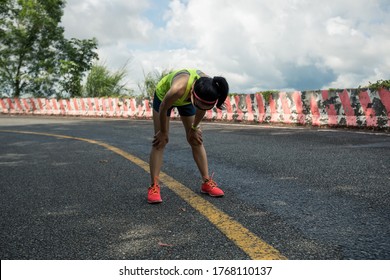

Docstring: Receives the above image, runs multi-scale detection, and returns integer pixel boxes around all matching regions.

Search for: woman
[148,69,229,203]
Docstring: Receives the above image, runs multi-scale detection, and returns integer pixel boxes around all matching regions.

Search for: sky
[61,0,390,94]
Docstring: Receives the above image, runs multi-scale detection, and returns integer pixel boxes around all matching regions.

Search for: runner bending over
[147,69,229,203]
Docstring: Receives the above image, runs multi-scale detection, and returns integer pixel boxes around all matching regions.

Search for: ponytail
[213,76,229,109]
[194,75,229,109]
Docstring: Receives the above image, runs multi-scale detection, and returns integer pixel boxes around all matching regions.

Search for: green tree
[85,62,133,97]
[0,0,98,97]
[59,38,98,97]
[0,0,65,97]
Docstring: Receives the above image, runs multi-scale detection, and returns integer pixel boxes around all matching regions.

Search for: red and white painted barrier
[201,88,389,129]
[1,88,389,129]
[0,97,153,119]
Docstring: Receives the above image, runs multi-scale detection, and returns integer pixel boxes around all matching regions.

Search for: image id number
[212,266,272,276]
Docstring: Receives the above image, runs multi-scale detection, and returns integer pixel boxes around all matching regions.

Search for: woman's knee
[187,138,202,148]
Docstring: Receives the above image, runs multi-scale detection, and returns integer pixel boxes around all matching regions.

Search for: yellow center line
[0,129,287,260]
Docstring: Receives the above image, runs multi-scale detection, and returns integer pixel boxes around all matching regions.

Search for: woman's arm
[192,109,206,128]
[152,75,187,149]
[188,109,206,146]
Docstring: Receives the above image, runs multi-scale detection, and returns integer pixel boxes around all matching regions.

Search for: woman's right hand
[152,131,169,150]
[188,127,203,146]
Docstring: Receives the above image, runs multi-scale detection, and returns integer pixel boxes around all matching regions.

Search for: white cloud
[62,0,153,45]
[61,0,390,93]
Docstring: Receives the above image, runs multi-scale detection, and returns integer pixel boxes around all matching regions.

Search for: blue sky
[62,0,390,94]
[143,0,170,28]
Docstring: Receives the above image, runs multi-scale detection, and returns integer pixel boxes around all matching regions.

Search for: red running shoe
[201,176,224,197]
[147,183,162,204]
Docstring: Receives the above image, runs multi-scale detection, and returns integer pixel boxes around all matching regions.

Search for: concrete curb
[1,88,389,129]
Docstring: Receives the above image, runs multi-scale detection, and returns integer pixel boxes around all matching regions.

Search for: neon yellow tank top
[155,69,202,106]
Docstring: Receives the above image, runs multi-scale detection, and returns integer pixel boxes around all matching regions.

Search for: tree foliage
[59,38,98,97]
[85,63,133,97]
[367,79,390,91]
[0,0,98,97]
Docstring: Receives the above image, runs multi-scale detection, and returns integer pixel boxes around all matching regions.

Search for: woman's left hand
[188,127,203,146]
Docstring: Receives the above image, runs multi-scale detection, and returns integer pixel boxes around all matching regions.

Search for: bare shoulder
[170,73,189,95]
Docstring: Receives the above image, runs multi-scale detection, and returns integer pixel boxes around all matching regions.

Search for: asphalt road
[1,115,389,260]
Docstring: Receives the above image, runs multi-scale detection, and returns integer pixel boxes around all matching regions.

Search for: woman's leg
[181,115,209,180]
[149,109,170,184]
[180,114,224,197]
